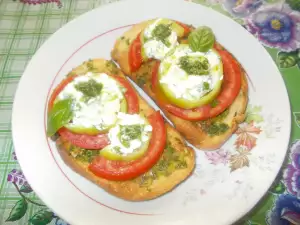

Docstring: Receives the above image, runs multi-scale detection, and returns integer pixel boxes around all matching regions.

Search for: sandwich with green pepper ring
[46,58,195,201]
[111,18,248,150]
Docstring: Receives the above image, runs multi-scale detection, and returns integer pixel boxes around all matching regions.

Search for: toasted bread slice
[54,58,195,201]
[111,20,154,75]
[111,20,248,150]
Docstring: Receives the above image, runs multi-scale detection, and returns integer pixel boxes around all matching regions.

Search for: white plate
[12,0,291,224]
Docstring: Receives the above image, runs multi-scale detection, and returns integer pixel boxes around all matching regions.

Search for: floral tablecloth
[0,0,299,224]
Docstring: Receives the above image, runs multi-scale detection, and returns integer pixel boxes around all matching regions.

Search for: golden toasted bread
[111,20,248,150]
[111,20,154,75]
[55,58,195,201]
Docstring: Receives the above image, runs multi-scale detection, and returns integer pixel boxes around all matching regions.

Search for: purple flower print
[223,0,263,18]
[7,169,28,186]
[284,140,300,197]
[205,149,230,165]
[284,165,300,196]
[12,151,17,160]
[19,0,62,7]
[246,3,300,51]
[267,194,300,225]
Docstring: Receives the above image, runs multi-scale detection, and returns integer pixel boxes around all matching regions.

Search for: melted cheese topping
[57,72,125,130]
[159,45,223,101]
[143,18,178,60]
[108,113,152,155]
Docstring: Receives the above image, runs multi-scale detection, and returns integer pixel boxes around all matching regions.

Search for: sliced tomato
[111,75,139,114]
[128,32,143,73]
[151,48,242,121]
[88,111,167,181]
[48,74,139,150]
[128,21,191,73]
[48,75,78,110]
[59,127,110,150]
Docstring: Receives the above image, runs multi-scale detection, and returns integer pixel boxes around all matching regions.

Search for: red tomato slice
[59,127,110,150]
[88,111,167,181]
[128,32,143,73]
[48,74,139,150]
[48,75,78,110]
[151,61,161,91]
[151,47,242,121]
[128,22,191,73]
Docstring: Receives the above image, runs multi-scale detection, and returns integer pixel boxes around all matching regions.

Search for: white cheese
[159,45,223,101]
[117,112,146,125]
[108,113,152,155]
[57,73,125,130]
[143,18,178,60]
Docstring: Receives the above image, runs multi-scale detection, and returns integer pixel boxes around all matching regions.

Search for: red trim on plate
[44,24,158,216]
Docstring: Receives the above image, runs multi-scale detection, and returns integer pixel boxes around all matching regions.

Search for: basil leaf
[188,26,215,52]
[47,98,73,137]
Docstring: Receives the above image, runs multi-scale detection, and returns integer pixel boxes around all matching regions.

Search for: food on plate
[46,58,195,201]
[112,18,248,150]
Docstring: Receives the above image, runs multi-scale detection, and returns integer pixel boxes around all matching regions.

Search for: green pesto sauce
[74,79,103,98]
[86,60,99,73]
[152,23,172,47]
[203,81,210,90]
[136,145,188,188]
[136,73,148,87]
[69,146,99,163]
[210,99,219,108]
[105,60,119,74]
[199,109,230,136]
[112,146,122,154]
[135,66,151,87]
[179,56,209,75]
[212,109,229,122]
[202,122,229,136]
[119,124,143,148]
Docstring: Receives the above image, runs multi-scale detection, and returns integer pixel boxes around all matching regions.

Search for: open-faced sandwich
[46,59,195,201]
[112,18,248,150]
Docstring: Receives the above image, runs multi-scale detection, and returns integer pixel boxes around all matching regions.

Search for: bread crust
[111,20,248,150]
[54,58,195,201]
[111,20,154,75]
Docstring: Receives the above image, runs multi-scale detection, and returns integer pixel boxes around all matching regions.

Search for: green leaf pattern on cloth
[29,210,53,225]
[6,199,28,222]
[277,51,300,68]
[20,183,33,193]
[269,181,286,194]
[294,112,300,128]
